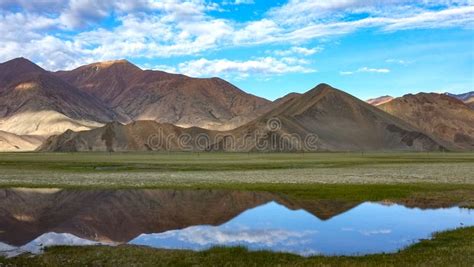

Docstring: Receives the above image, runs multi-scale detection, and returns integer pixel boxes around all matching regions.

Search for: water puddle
[0,188,472,257]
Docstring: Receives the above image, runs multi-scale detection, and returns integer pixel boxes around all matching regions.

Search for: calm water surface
[0,188,472,257]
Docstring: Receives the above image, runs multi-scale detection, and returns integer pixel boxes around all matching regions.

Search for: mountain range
[54,60,270,130]
[378,93,474,150]
[39,84,444,152]
[1,57,473,152]
[445,92,474,109]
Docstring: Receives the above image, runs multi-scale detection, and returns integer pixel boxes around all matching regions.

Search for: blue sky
[0,0,473,100]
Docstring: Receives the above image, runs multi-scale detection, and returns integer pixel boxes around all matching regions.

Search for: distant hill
[55,60,270,130]
[0,131,43,152]
[379,93,474,150]
[39,84,445,152]
[446,91,474,102]
[39,121,215,152]
[445,91,474,109]
[366,95,394,106]
[467,98,474,109]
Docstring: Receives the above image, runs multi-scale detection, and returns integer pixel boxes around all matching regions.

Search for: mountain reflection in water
[0,188,472,256]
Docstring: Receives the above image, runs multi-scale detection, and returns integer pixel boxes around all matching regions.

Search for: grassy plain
[0,152,472,187]
[0,152,473,266]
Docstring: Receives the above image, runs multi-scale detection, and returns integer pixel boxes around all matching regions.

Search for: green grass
[0,152,473,172]
[0,152,473,206]
[0,152,473,187]
[2,183,473,207]
[2,226,473,266]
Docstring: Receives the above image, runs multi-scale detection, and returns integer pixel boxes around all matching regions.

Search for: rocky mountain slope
[0,58,118,136]
[39,84,445,152]
[39,121,216,152]
[55,60,270,130]
[226,84,444,152]
[271,92,302,107]
[379,93,474,150]
[0,57,272,150]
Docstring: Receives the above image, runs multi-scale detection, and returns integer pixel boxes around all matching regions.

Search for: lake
[0,188,472,257]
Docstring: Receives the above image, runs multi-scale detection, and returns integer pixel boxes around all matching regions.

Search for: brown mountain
[379,93,474,150]
[272,92,302,107]
[55,60,270,130]
[38,121,216,152]
[366,95,394,106]
[226,84,444,152]
[0,188,358,246]
[39,84,445,152]
[0,58,118,136]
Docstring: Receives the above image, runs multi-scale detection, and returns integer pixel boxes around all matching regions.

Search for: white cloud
[233,19,281,45]
[264,3,474,43]
[340,67,390,75]
[274,46,323,56]
[177,57,316,78]
[58,1,110,29]
[358,67,390,73]
[386,58,410,65]
[135,226,316,247]
[233,0,255,5]
[340,71,354,75]
[268,0,474,26]
[0,35,86,70]
[221,0,254,5]
[268,0,410,25]
[382,6,474,31]
[0,0,472,70]
[0,12,57,41]
[146,64,179,74]
[360,229,392,236]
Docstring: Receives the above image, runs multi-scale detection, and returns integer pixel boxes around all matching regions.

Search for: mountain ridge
[0,59,120,136]
[54,60,271,130]
[379,92,474,150]
[39,84,445,152]
[230,84,444,152]
[1,57,471,152]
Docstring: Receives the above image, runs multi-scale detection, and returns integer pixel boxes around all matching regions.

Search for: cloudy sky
[1,0,473,100]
